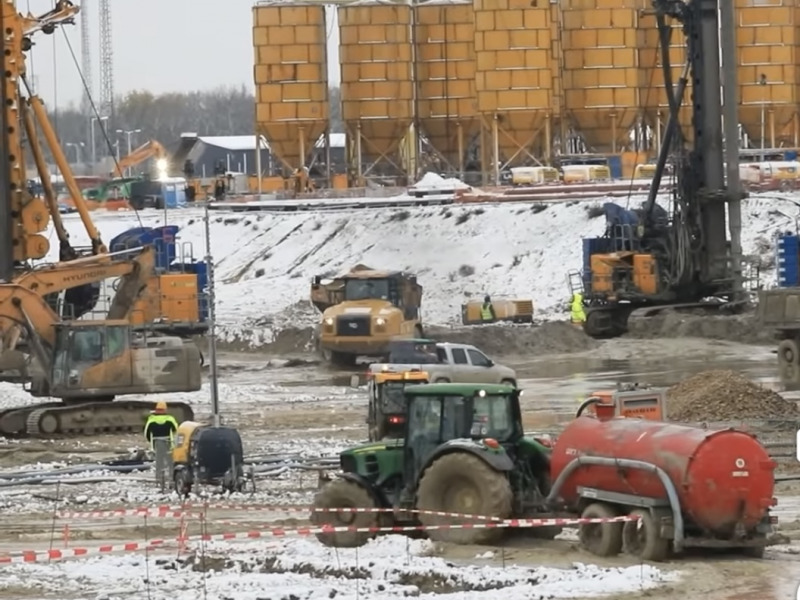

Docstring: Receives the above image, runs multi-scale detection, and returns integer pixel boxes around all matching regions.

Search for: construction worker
[570,292,586,325]
[480,295,496,322]
[143,401,178,449]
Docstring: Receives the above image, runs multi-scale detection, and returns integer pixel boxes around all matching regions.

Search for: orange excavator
[0,1,203,437]
[111,139,169,179]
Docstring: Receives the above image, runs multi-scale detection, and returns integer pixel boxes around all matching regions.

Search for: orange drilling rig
[0,1,205,438]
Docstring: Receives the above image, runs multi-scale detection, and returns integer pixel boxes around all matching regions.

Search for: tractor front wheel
[311,479,382,548]
[416,453,512,545]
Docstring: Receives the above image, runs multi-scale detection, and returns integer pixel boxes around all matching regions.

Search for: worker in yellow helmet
[570,292,586,326]
[143,401,179,450]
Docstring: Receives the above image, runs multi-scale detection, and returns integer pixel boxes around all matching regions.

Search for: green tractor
[311,382,556,547]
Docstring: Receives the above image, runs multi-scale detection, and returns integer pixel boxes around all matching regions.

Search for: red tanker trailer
[546,416,778,561]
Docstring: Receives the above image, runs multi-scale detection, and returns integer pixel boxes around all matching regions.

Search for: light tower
[79,0,92,117]
[98,0,114,123]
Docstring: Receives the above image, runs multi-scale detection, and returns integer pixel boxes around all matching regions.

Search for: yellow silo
[736,0,800,149]
[253,3,329,175]
[638,9,693,145]
[339,2,414,183]
[560,0,644,154]
[474,0,555,181]
[414,0,478,174]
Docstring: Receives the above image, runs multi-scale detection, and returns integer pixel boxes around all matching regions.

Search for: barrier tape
[0,515,639,564]
[56,504,507,522]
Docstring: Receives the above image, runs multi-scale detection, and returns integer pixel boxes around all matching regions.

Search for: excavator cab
[45,321,202,399]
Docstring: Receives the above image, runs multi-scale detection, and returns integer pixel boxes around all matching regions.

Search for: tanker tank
[549,417,776,538]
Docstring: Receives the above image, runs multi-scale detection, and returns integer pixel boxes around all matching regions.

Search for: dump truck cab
[311,266,424,366]
[365,369,430,441]
[313,383,554,548]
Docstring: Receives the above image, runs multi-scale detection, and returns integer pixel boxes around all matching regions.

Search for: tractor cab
[398,383,551,507]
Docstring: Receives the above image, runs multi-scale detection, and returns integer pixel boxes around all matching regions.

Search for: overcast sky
[25,0,341,109]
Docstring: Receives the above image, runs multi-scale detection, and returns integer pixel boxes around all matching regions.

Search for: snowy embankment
[2,536,680,599]
[48,193,788,346]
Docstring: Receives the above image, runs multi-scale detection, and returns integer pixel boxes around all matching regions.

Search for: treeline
[47,86,345,157]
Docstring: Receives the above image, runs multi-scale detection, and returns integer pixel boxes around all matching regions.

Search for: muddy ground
[0,327,799,600]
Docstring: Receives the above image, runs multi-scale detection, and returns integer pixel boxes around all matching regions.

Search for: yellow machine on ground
[111,139,169,178]
[0,1,204,437]
[461,298,534,325]
[362,369,429,441]
[311,265,424,366]
[172,421,249,496]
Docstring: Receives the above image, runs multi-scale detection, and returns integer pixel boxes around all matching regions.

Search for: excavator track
[1,401,195,438]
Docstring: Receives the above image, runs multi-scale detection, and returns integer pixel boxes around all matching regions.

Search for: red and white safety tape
[56,504,507,522]
[0,515,639,564]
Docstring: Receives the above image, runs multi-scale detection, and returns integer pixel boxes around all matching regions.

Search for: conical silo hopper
[414,0,479,173]
[474,0,557,181]
[253,2,329,175]
[735,0,800,149]
[339,1,414,181]
[561,0,644,154]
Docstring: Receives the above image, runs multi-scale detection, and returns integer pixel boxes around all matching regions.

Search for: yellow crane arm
[113,141,168,178]
[13,246,156,306]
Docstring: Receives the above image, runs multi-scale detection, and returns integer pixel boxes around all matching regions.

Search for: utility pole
[719,0,744,299]
[203,200,220,427]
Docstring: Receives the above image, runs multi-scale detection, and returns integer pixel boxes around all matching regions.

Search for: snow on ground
[45,193,793,345]
[2,536,680,599]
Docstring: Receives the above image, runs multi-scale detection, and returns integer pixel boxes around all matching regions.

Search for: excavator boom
[113,140,169,178]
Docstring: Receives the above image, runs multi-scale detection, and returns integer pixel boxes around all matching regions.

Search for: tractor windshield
[469,395,515,442]
[344,278,389,301]
[380,381,407,413]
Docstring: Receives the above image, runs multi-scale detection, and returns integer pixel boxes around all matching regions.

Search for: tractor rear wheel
[311,479,382,548]
[416,453,512,545]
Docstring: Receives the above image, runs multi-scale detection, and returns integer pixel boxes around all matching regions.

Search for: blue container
[606,155,623,179]
[777,234,800,287]
[785,150,798,161]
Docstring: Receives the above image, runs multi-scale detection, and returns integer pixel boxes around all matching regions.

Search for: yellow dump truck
[462,298,534,325]
[311,265,424,366]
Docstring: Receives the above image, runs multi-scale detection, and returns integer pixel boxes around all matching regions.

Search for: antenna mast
[98,0,114,124]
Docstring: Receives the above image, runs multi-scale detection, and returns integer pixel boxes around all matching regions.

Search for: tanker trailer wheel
[622,508,669,562]
[777,340,800,386]
[578,503,623,557]
[416,453,512,545]
[311,479,383,548]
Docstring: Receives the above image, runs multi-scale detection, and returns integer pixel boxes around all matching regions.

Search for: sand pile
[667,370,799,422]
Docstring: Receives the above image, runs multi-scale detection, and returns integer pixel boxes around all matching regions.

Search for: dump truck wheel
[622,509,669,562]
[311,479,382,548]
[416,452,512,545]
[579,502,623,557]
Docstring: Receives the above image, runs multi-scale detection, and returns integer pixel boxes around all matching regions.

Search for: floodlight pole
[203,199,221,427]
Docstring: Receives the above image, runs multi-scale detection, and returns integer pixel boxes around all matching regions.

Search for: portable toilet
[160,177,188,209]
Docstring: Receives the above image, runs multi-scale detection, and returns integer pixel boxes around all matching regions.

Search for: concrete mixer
[547,416,778,561]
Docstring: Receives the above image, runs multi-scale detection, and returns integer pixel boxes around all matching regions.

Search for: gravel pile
[667,370,799,422]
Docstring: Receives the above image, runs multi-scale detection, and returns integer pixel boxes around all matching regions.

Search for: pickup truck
[368,342,517,387]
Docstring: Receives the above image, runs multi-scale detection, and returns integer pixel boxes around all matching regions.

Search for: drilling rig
[0,1,203,438]
[574,0,745,339]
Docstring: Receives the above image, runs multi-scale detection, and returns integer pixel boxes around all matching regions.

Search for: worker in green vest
[144,401,179,450]
[480,295,496,322]
[570,292,586,325]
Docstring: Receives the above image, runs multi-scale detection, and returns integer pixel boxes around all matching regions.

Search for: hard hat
[154,401,167,413]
